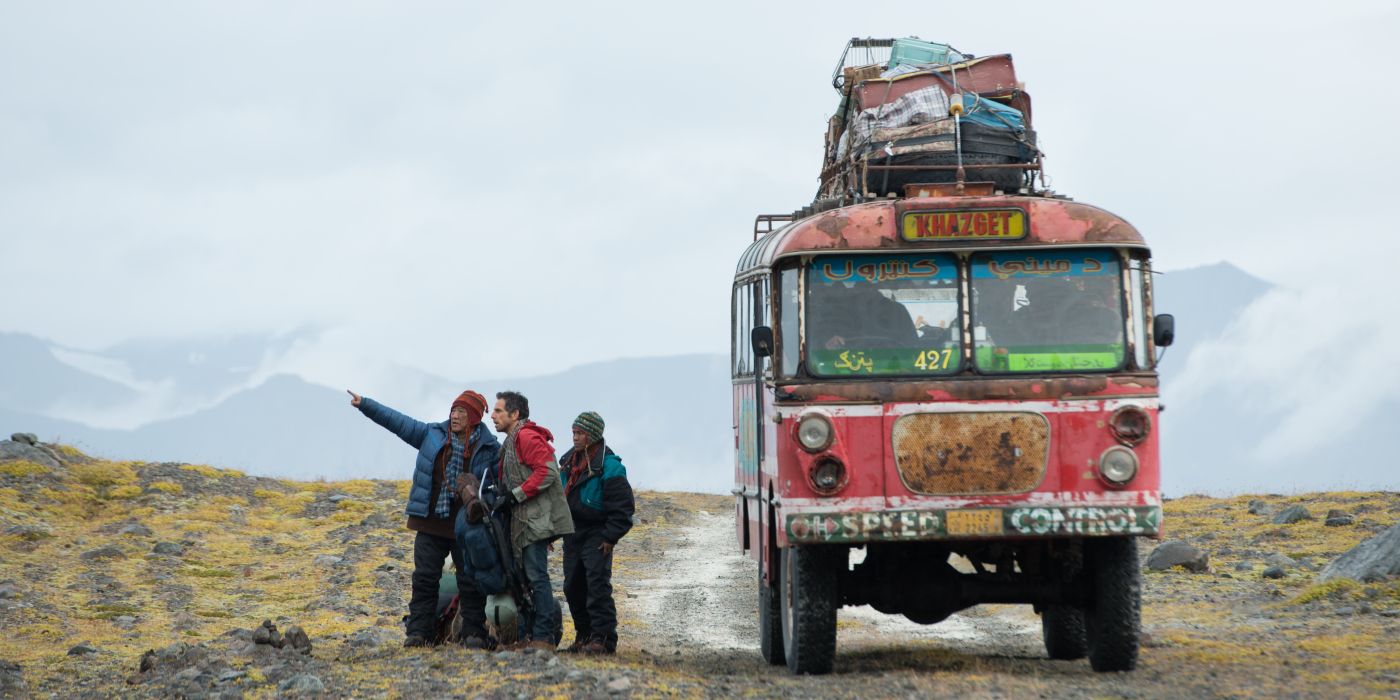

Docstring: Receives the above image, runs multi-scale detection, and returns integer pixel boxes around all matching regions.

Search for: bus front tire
[1041,604,1088,660]
[779,545,838,675]
[759,560,785,666]
[1084,536,1141,672]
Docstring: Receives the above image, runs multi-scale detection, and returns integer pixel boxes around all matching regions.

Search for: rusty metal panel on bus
[891,412,1048,495]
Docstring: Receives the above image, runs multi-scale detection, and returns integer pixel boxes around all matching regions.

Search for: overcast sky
[3,0,1397,403]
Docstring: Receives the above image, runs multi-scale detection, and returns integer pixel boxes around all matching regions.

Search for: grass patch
[0,460,50,477]
[181,565,236,579]
[1288,579,1362,606]
[89,603,141,614]
[54,445,85,459]
[334,479,383,498]
[108,484,144,500]
[72,461,138,488]
[179,464,244,479]
[147,481,183,494]
[330,499,377,523]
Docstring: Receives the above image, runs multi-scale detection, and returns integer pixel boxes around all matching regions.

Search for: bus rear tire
[1041,604,1088,660]
[759,560,785,665]
[1084,537,1141,672]
[780,545,838,675]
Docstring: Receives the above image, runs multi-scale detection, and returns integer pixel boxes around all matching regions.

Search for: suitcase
[856,54,1031,128]
[930,54,1020,98]
[887,38,962,70]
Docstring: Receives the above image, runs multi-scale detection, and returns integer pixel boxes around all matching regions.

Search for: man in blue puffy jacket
[348,388,500,648]
[559,411,634,654]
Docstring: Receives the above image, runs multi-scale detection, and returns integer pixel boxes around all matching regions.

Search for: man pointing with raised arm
[348,388,499,648]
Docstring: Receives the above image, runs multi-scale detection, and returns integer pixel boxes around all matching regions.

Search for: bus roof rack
[753,214,793,241]
[831,38,895,93]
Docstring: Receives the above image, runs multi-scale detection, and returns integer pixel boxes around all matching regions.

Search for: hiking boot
[579,639,611,655]
[403,634,429,648]
[459,635,488,650]
[563,638,586,654]
[525,640,556,653]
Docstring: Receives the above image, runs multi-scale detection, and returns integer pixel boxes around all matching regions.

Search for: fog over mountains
[1,261,1388,494]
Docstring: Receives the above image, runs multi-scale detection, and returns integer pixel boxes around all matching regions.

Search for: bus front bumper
[784,504,1162,544]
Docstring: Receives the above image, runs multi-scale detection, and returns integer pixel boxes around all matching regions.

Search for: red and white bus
[732,190,1173,674]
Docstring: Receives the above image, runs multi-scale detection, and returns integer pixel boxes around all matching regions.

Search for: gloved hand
[497,490,519,509]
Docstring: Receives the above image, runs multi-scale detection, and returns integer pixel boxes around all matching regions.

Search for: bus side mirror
[1153,314,1175,348]
[751,326,774,358]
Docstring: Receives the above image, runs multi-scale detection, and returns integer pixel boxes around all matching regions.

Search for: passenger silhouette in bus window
[914,315,951,346]
[810,281,918,350]
[998,277,1122,346]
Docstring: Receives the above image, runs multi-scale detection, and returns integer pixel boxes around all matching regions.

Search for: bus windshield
[970,250,1125,373]
[807,253,961,376]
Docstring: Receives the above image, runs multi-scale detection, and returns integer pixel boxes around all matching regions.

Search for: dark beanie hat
[572,411,605,444]
[452,390,487,426]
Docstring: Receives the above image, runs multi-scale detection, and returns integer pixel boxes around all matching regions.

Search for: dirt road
[625,509,1043,658]
[611,498,1400,699]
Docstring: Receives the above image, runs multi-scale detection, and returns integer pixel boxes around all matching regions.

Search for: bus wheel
[1084,537,1141,672]
[758,560,785,665]
[780,546,838,675]
[1041,604,1087,660]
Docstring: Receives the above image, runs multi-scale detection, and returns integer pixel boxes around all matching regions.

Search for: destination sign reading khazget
[902,209,1027,241]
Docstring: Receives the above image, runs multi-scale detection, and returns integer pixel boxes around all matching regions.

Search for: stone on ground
[0,440,58,469]
[1272,505,1312,525]
[0,660,25,695]
[1320,523,1400,583]
[1146,540,1209,572]
[279,673,324,694]
[1324,509,1355,527]
[80,545,125,561]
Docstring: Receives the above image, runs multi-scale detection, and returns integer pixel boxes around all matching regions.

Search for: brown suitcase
[854,54,1030,127]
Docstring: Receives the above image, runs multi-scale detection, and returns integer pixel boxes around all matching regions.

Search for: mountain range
[6,261,1380,494]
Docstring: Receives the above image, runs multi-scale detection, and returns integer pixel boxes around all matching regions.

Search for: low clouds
[1164,259,1400,492]
[2,2,1398,493]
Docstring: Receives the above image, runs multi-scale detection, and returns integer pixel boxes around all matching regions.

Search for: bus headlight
[1108,406,1151,446]
[810,457,847,494]
[1098,446,1139,485]
[796,414,833,452]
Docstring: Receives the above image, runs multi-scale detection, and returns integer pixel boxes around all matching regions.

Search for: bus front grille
[891,412,1049,495]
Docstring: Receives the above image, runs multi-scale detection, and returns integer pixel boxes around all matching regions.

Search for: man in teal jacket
[349,388,499,648]
[559,411,635,654]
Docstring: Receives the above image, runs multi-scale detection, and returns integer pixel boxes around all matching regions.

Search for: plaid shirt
[436,433,467,518]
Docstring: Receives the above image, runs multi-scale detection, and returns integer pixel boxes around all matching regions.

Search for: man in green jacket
[490,390,574,651]
[559,411,635,654]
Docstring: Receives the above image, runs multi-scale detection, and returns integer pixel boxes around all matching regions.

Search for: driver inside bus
[810,281,919,350]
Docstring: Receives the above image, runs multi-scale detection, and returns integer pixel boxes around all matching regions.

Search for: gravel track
[623,509,1041,659]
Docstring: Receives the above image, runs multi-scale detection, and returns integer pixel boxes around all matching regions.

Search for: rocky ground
[1,437,1398,698]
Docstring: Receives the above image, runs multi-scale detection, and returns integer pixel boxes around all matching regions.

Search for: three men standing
[349,389,499,648]
[351,387,635,654]
[559,411,635,654]
[488,391,574,651]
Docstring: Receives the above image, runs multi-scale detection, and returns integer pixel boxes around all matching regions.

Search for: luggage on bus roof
[887,37,964,71]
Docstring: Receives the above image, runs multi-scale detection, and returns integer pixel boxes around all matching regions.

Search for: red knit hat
[451,390,487,426]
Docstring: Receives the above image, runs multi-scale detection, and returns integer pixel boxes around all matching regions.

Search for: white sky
[3,1,1397,389]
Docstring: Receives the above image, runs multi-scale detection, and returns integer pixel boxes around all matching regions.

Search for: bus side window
[757,276,771,378]
[741,282,756,376]
[733,283,750,376]
[779,267,800,377]
[1130,259,1149,369]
